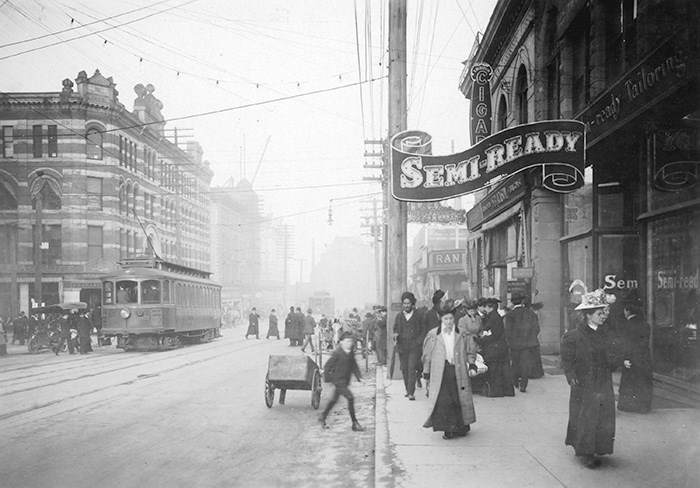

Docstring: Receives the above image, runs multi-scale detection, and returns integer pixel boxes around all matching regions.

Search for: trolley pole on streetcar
[385,0,407,380]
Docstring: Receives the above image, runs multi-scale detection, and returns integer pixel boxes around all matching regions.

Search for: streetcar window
[116,280,137,303]
[103,281,114,305]
[163,280,170,304]
[141,280,161,304]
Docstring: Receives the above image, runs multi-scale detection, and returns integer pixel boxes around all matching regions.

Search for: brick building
[461,0,699,399]
[0,69,213,315]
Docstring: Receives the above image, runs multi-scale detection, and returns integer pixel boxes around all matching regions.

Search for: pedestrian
[301,308,316,353]
[319,331,364,431]
[245,307,260,339]
[420,290,445,388]
[476,297,488,318]
[266,309,280,339]
[504,292,540,393]
[55,311,76,355]
[458,299,482,336]
[561,289,622,469]
[422,304,478,439]
[373,306,388,365]
[294,307,305,346]
[393,291,424,401]
[476,297,514,397]
[284,306,296,346]
[13,311,28,345]
[77,311,93,354]
[616,296,652,413]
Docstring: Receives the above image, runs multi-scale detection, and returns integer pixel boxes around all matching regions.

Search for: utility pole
[9,222,18,315]
[386,0,407,379]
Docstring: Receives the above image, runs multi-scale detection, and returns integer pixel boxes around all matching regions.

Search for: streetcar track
[0,338,267,422]
[0,335,253,392]
[0,337,266,399]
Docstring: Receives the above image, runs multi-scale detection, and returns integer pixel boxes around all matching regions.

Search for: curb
[374,365,393,488]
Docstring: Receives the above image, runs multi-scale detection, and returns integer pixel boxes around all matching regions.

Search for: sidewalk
[374,363,700,488]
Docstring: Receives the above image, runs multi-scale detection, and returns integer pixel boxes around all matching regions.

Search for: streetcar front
[100,270,176,350]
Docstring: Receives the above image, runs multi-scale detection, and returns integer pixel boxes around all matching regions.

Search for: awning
[481,201,523,231]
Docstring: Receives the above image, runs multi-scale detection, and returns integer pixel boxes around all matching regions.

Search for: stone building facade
[0,69,213,314]
[462,0,699,400]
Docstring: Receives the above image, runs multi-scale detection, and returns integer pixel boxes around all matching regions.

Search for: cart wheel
[482,381,491,397]
[264,376,274,408]
[311,369,322,409]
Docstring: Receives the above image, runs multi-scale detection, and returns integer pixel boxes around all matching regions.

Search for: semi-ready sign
[390,120,586,202]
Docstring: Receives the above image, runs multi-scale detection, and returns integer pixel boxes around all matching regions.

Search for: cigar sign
[390,120,586,202]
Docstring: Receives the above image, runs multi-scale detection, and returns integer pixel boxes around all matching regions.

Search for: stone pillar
[530,188,563,354]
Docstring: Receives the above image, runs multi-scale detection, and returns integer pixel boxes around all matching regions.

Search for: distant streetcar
[100,257,222,351]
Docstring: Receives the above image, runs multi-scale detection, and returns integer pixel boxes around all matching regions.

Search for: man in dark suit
[504,293,540,392]
[393,291,424,400]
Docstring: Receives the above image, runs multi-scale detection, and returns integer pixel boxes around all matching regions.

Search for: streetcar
[100,257,221,351]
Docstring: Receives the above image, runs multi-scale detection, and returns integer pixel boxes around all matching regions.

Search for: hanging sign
[391,120,586,202]
[470,62,493,144]
[653,128,699,191]
[408,202,467,224]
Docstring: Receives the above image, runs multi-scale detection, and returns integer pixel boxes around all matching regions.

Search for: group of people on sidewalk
[390,287,653,469]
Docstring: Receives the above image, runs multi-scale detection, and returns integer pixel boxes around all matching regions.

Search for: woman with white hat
[561,289,623,469]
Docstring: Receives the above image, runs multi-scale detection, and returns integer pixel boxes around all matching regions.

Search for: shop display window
[564,167,592,236]
[648,129,700,213]
[563,236,593,333]
[599,234,640,295]
[649,211,700,382]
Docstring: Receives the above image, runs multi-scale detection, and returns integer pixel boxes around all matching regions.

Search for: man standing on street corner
[319,331,364,431]
[246,307,260,339]
[504,292,540,392]
[393,291,424,401]
[54,310,76,355]
[373,306,388,366]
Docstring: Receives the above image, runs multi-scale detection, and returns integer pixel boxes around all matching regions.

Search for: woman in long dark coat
[266,309,280,339]
[477,298,514,397]
[422,307,478,439]
[561,289,623,469]
[617,299,652,413]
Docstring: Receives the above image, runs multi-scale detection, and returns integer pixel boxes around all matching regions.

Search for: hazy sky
[0,0,496,277]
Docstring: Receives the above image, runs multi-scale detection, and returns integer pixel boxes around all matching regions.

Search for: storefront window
[563,236,593,333]
[564,167,592,235]
[649,211,700,382]
[648,128,700,212]
[599,234,640,295]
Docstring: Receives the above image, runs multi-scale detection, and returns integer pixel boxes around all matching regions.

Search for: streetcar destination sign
[390,120,586,202]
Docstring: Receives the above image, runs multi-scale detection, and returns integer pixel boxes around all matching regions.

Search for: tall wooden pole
[386,0,407,379]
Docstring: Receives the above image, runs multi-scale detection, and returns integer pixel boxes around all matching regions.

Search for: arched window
[516,65,528,124]
[125,182,132,216]
[132,185,138,217]
[32,182,61,210]
[0,181,17,210]
[497,95,508,131]
[86,129,103,160]
[119,184,127,215]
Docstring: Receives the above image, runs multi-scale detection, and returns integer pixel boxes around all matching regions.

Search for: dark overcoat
[617,314,653,412]
[561,321,623,456]
[422,327,477,426]
[479,310,509,361]
[504,306,540,349]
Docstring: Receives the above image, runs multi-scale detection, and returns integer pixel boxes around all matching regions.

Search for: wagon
[264,355,323,409]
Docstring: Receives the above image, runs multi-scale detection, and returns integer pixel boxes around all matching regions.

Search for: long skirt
[246,323,259,337]
[485,359,515,397]
[566,380,616,456]
[428,362,466,434]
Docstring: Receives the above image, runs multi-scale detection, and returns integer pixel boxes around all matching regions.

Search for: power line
[0,0,202,61]
[0,0,174,49]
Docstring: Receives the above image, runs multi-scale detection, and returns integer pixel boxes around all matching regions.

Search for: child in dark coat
[319,331,364,431]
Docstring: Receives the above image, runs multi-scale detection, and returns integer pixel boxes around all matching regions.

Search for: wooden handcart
[264,355,323,409]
